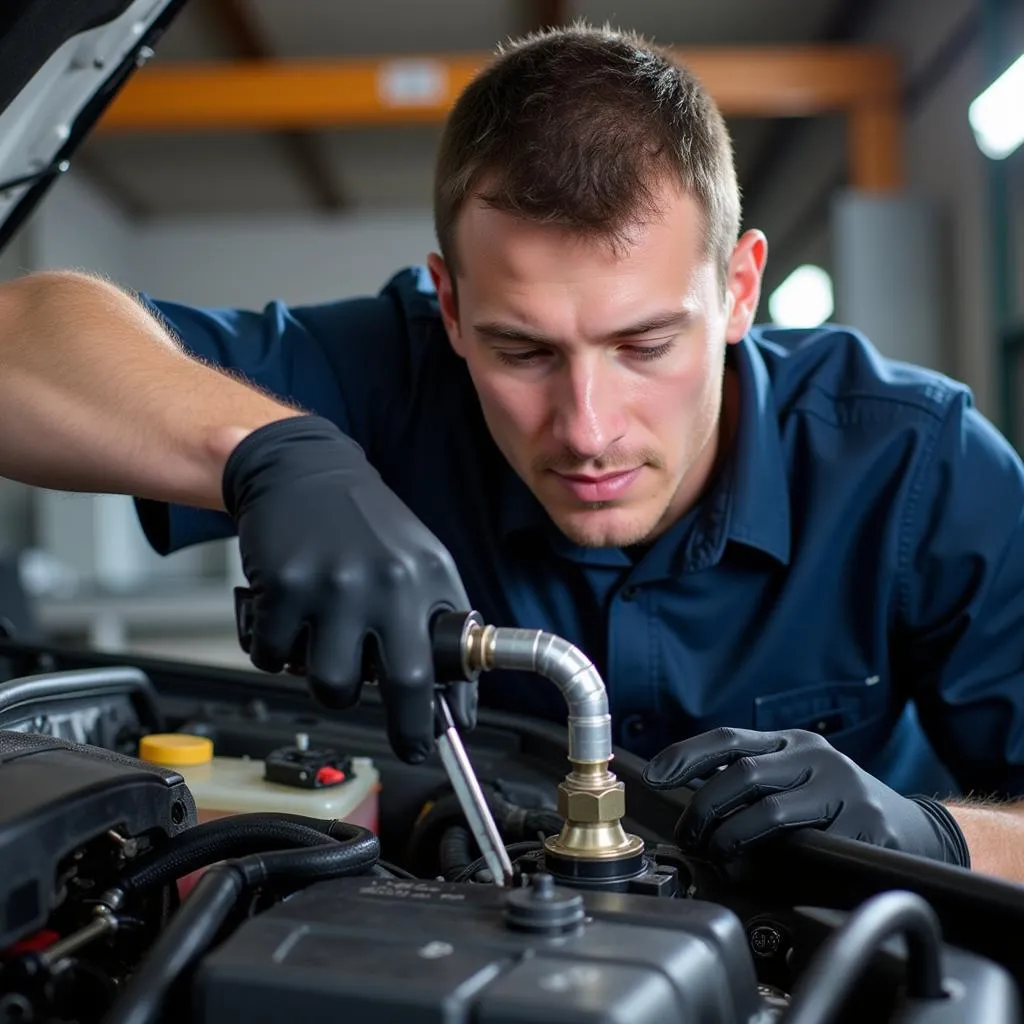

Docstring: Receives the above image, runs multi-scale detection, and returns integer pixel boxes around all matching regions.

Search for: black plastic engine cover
[194,874,763,1024]
[0,730,196,948]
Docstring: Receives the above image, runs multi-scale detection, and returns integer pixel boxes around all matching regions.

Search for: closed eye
[494,348,551,366]
[493,340,676,367]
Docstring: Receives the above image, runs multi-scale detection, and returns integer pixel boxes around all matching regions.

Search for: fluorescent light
[969,52,1024,160]
[768,264,834,328]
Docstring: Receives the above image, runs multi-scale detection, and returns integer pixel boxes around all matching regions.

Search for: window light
[969,52,1024,160]
[768,264,835,328]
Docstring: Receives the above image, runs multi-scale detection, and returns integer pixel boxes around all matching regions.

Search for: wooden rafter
[205,0,344,210]
[97,45,905,192]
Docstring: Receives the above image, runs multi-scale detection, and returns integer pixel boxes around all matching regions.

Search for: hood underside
[0,0,186,251]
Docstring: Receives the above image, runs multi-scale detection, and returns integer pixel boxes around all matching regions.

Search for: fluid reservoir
[137,732,380,833]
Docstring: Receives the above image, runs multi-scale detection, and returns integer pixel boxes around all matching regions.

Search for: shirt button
[621,585,640,602]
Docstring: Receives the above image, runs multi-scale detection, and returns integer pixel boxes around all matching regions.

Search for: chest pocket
[753,678,893,761]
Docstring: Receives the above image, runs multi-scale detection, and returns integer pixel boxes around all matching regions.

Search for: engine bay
[0,634,1021,1023]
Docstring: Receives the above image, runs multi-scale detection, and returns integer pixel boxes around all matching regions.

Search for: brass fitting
[544,761,645,862]
[455,615,645,865]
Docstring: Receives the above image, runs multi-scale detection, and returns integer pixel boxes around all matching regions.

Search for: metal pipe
[466,625,612,766]
[38,907,118,968]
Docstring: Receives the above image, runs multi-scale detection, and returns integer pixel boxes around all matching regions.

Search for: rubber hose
[404,793,475,878]
[519,810,564,841]
[486,790,562,843]
[212,811,362,840]
[439,825,475,880]
[784,891,945,1024]
[369,858,419,880]
[454,840,544,883]
[407,788,562,876]
[102,863,245,1024]
[121,818,334,893]
[103,826,380,1024]
[231,828,380,887]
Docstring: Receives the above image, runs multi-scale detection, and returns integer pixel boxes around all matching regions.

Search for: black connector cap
[504,873,586,936]
[430,610,483,683]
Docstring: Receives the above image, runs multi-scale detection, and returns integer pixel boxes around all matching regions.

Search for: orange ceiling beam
[97,46,904,190]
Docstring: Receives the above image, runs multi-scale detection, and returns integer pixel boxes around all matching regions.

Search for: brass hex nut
[558,779,626,823]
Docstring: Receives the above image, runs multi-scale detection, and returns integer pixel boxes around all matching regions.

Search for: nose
[550,354,627,461]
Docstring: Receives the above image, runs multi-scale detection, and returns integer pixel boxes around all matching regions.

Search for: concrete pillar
[831,189,951,373]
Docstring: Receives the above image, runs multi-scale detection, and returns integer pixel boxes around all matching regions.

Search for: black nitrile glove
[642,727,970,867]
[222,415,476,764]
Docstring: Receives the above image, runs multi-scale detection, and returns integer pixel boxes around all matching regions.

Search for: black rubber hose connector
[231,829,380,888]
[439,825,475,880]
[783,889,946,1024]
[102,823,380,1024]
[102,863,245,1024]
[120,814,344,893]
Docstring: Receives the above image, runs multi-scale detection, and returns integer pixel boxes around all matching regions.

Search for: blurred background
[0,0,1020,669]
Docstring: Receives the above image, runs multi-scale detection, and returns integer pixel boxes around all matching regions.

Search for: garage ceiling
[76,0,870,220]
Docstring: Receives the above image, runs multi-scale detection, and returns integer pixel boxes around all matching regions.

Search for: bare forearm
[0,271,301,510]
[946,799,1024,882]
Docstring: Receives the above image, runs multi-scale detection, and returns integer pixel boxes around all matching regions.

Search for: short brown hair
[434,23,741,286]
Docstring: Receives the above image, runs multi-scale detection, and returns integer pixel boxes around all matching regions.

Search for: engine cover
[0,730,196,948]
[194,872,764,1024]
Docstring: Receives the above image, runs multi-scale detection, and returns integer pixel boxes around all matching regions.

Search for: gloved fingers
[411,537,471,604]
[673,750,812,852]
[375,614,438,765]
[247,588,307,675]
[642,727,786,790]
[445,680,478,733]
[701,785,838,860]
[304,615,368,711]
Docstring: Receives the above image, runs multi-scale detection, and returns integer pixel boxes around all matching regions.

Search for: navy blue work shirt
[136,266,1024,798]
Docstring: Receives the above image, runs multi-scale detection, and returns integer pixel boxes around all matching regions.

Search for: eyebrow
[473,309,693,345]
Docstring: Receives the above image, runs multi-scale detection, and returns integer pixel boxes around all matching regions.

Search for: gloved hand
[642,727,970,867]
[222,415,475,764]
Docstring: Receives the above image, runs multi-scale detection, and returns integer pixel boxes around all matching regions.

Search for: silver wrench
[434,692,514,886]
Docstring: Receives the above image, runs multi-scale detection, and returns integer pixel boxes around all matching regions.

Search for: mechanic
[0,24,1022,884]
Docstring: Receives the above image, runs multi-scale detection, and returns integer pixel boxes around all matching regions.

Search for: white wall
[132,210,439,308]
[0,187,442,596]
[0,174,140,562]
[32,173,137,279]
[0,175,217,583]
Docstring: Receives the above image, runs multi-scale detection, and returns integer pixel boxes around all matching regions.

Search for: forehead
[452,186,712,320]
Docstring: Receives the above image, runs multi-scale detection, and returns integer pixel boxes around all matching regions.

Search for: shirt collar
[493,331,791,568]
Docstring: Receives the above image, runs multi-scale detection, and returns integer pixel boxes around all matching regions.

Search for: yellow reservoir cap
[139,733,213,766]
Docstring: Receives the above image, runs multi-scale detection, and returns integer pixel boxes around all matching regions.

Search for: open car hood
[0,0,186,251]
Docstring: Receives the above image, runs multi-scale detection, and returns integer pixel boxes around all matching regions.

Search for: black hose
[439,825,475,880]
[102,863,244,1024]
[783,890,946,1024]
[518,810,564,842]
[406,785,564,878]
[372,861,419,880]
[120,817,338,893]
[487,788,563,843]
[102,824,380,1024]
[454,840,544,883]
[230,828,380,888]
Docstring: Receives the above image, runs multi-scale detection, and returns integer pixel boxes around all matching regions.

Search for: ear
[724,229,768,344]
[427,252,467,358]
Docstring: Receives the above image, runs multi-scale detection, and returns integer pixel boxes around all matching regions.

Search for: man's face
[429,181,766,548]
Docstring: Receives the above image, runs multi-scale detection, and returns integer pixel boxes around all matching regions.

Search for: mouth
[551,467,642,504]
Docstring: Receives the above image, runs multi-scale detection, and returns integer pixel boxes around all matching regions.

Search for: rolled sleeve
[132,277,416,554]
[899,392,1024,796]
